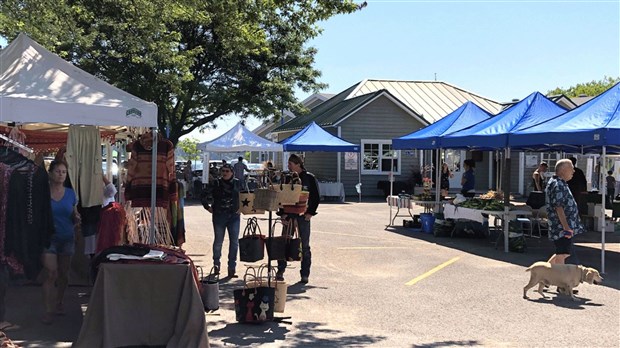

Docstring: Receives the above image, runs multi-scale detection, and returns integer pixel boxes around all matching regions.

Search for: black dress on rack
[0,146,55,280]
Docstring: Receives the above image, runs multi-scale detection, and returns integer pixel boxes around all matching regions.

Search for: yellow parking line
[336,247,411,250]
[405,257,461,286]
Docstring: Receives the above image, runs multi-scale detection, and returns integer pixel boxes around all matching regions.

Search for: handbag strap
[208,266,219,282]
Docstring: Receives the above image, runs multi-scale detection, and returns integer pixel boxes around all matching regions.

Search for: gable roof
[272,79,502,133]
[348,79,503,123]
[252,92,334,137]
[273,85,422,132]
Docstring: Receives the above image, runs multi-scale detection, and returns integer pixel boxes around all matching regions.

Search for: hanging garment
[65,125,103,207]
[97,202,127,254]
[4,160,54,279]
[125,134,175,208]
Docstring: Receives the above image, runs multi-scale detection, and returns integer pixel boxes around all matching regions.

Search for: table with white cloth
[318,182,345,202]
[443,204,532,252]
[75,263,209,348]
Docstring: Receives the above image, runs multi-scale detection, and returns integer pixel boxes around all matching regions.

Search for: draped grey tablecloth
[75,263,209,348]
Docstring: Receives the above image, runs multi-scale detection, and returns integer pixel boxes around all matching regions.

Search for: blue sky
[3,1,619,143]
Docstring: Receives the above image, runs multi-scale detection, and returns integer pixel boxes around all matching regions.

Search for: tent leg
[149,128,158,244]
[601,146,606,274]
[503,148,511,253]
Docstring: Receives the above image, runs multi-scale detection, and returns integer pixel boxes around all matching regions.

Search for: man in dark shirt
[566,157,587,215]
[200,163,241,278]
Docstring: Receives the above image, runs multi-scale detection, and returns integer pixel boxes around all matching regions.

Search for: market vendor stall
[75,262,208,347]
[443,203,532,247]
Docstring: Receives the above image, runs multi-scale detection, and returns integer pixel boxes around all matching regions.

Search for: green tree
[547,76,620,97]
[0,0,365,145]
[177,137,200,163]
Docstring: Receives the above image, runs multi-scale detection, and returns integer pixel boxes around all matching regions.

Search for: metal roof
[272,84,381,132]
[348,79,503,124]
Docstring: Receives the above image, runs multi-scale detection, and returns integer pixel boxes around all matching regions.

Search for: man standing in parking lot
[183,160,194,198]
[233,156,249,188]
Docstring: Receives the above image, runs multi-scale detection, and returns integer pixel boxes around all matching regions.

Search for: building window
[541,152,561,173]
[361,140,400,174]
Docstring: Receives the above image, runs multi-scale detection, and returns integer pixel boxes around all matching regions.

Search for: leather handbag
[247,264,287,313]
[284,219,302,262]
[198,266,219,311]
[238,217,265,262]
[266,219,287,260]
[271,175,302,206]
[233,268,275,323]
[282,191,308,215]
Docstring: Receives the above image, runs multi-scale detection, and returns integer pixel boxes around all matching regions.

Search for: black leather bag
[238,217,265,262]
[284,219,302,261]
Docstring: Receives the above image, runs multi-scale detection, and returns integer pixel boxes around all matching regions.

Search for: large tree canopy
[0,0,364,145]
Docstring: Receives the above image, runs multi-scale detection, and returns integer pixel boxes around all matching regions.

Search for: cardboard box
[594,218,615,232]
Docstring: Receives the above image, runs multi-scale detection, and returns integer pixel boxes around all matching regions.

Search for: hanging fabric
[65,125,103,207]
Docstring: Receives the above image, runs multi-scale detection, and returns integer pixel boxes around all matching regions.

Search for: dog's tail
[525,266,532,272]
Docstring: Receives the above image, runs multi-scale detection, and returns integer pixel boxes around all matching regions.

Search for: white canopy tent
[1,33,158,129]
[197,122,283,182]
[1,33,160,241]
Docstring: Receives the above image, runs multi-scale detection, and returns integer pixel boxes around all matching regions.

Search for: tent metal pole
[389,157,394,226]
[601,146,606,274]
[358,149,362,203]
[337,126,342,183]
[149,128,158,244]
[435,149,441,212]
[503,147,511,253]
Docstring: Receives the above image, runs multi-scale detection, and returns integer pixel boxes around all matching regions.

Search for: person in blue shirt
[460,159,476,196]
[41,160,80,325]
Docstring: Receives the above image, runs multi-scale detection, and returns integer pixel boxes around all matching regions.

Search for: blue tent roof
[279,121,360,152]
[441,92,567,150]
[509,83,620,152]
[392,101,492,150]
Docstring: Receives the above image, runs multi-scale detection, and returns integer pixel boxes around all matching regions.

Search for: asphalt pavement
[5,197,620,347]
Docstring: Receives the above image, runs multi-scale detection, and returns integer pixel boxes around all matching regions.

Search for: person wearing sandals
[42,160,80,325]
[200,163,241,278]
[276,154,320,284]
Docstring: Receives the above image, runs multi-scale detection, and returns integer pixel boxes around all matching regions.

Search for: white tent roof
[198,122,283,152]
[0,33,157,128]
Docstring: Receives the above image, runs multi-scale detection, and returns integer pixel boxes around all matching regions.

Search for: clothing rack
[0,133,34,154]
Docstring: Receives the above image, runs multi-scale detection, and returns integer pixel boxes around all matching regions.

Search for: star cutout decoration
[242,198,251,207]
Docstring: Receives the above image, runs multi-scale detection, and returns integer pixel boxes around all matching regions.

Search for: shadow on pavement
[384,225,620,291]
[6,285,88,347]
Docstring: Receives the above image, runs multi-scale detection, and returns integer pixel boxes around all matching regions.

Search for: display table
[411,199,442,214]
[443,204,531,252]
[319,182,345,202]
[387,195,414,226]
[75,263,209,348]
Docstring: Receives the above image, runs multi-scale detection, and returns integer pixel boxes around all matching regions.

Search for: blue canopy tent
[391,102,493,223]
[510,83,620,153]
[509,83,620,273]
[441,92,567,150]
[279,121,360,202]
[392,101,492,150]
[279,121,359,152]
[439,92,567,253]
